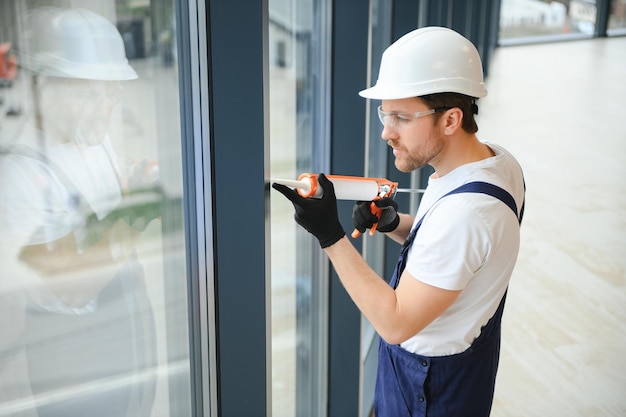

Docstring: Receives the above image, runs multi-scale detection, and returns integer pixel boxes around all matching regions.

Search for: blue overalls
[374,182,522,417]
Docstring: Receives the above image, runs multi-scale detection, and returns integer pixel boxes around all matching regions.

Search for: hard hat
[23,7,137,81]
[359,26,487,100]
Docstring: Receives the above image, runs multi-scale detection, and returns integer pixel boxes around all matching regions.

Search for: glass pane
[608,0,626,34]
[360,1,393,415]
[363,0,392,314]
[499,0,596,41]
[269,0,329,415]
[0,2,193,416]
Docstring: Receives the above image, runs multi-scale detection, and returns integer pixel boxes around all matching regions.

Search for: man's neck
[431,135,493,178]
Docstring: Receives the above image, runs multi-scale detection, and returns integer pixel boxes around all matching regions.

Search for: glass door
[0,1,198,416]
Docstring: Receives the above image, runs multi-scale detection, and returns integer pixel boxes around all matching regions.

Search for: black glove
[272,173,346,248]
[352,197,399,234]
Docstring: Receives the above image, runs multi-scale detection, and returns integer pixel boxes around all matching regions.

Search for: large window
[499,0,626,42]
[0,2,195,416]
[499,0,596,41]
[608,0,626,34]
[268,0,331,415]
[360,1,393,415]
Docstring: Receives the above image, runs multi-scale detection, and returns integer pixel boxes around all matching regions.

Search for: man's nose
[381,122,398,141]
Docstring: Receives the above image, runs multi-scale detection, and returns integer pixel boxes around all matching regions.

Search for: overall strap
[445,181,519,223]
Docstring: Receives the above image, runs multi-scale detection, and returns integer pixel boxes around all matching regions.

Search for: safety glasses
[377,105,448,129]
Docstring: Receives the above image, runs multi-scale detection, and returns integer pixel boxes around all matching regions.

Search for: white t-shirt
[400,142,525,356]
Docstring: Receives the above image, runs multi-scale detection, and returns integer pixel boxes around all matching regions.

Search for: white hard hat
[359,26,487,100]
[23,7,137,81]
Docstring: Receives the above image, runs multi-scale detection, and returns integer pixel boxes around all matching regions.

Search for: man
[273,27,525,416]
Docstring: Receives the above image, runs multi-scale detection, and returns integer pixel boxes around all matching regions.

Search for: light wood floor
[478,37,626,417]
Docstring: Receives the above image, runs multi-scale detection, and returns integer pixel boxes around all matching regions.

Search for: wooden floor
[477,37,626,417]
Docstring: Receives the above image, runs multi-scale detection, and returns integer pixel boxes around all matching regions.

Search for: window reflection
[0,3,190,416]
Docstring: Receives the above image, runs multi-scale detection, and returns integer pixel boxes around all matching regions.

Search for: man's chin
[394,160,421,173]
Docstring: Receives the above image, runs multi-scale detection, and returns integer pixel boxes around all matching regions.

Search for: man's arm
[382,212,414,244]
[324,236,460,344]
[273,174,460,344]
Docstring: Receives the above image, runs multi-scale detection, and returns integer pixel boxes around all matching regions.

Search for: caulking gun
[271,173,425,238]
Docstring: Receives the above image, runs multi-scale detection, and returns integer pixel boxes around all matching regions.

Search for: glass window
[499,0,596,42]
[0,2,194,416]
[268,0,330,415]
[359,2,394,415]
[363,0,392,323]
[608,0,626,34]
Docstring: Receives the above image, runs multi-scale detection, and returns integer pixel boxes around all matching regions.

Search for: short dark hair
[420,93,479,134]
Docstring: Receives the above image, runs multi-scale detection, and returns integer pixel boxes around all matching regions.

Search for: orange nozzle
[296,173,320,198]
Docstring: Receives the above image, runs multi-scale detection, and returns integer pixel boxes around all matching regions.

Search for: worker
[0,7,157,416]
[273,26,525,417]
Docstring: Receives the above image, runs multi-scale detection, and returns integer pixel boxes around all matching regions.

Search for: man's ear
[442,107,463,135]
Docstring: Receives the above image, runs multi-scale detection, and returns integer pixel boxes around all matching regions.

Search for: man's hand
[272,173,345,248]
[352,197,399,234]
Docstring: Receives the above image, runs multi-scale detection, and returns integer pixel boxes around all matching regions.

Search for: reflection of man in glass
[0,7,157,416]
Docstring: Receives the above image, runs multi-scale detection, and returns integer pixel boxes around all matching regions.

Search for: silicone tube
[295,173,387,201]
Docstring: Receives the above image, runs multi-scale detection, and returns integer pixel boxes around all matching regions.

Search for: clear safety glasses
[377,105,448,129]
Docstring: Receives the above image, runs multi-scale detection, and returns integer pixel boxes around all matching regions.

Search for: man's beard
[389,132,444,173]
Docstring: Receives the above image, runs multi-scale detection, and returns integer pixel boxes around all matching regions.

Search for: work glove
[352,197,399,234]
[272,173,346,248]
